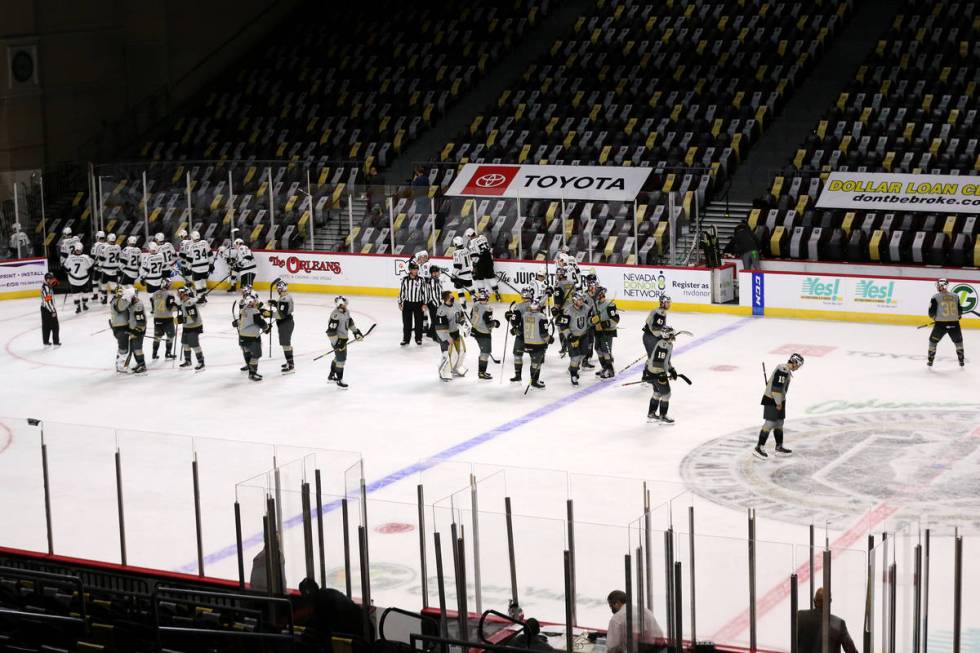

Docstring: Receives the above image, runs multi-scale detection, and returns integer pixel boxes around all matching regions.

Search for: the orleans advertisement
[743,269,980,324]
[248,250,719,305]
[816,171,980,213]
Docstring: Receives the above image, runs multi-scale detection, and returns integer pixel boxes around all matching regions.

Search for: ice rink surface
[1,291,978,652]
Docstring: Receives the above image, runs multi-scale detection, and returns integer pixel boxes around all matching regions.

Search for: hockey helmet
[595,285,608,300]
[659,294,672,309]
[275,280,288,293]
[661,326,676,340]
[788,353,805,368]
[475,288,490,302]
[72,243,82,254]
[572,291,586,305]
[96,230,105,240]
[106,233,116,243]
[535,270,546,280]
[415,249,429,263]
[161,277,172,290]
[335,295,348,307]
[114,285,125,298]
[62,226,72,236]
[177,229,188,239]
[936,278,949,291]
[464,227,476,239]
[233,238,244,247]
[148,242,159,253]
[452,236,464,248]
[127,236,138,245]
[177,286,191,297]
[154,232,165,243]
[191,230,201,241]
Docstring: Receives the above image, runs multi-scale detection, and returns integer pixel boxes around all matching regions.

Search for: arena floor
[0,292,977,652]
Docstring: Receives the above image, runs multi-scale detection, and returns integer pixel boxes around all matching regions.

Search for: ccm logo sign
[460,165,520,196]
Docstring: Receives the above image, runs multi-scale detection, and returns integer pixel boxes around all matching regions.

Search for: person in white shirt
[8,223,31,258]
[605,590,664,653]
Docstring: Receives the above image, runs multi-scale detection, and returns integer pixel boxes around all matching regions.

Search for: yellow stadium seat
[842,212,856,236]
[748,208,761,229]
[770,226,785,257]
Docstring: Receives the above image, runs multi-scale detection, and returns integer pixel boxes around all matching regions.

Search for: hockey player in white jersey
[64,243,95,313]
[139,241,166,294]
[99,233,122,303]
[177,229,193,276]
[155,232,177,275]
[120,236,142,287]
[58,227,76,268]
[90,231,107,301]
[410,249,432,278]
[234,238,256,290]
[451,236,474,305]
[529,270,552,306]
[189,231,213,301]
[220,242,240,292]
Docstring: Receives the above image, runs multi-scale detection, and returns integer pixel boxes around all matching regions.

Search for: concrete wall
[0,0,300,172]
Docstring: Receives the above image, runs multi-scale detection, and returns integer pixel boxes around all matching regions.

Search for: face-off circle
[474,173,508,188]
[681,410,980,533]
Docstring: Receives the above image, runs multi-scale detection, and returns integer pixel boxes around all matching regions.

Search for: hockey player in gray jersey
[109,286,132,372]
[642,295,671,356]
[177,286,205,370]
[558,292,594,386]
[435,290,467,381]
[100,234,121,303]
[128,289,149,374]
[90,231,107,301]
[642,327,678,423]
[150,278,178,360]
[271,280,296,373]
[522,299,552,389]
[327,296,363,388]
[755,353,804,458]
[506,287,534,382]
[120,236,142,286]
[469,289,499,380]
[591,286,620,378]
[927,278,965,367]
[234,295,270,381]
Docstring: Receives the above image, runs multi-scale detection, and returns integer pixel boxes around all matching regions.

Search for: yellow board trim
[762,306,980,328]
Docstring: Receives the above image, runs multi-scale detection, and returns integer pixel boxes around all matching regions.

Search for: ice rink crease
[1,292,978,652]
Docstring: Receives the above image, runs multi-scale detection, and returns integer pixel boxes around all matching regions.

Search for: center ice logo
[800,277,843,304]
[853,279,896,306]
[952,283,977,313]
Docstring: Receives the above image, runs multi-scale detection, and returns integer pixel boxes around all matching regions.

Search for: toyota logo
[475,173,507,188]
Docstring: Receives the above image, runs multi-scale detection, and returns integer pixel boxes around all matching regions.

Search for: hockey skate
[249,372,263,381]
[179,359,193,368]
[570,372,579,386]
[753,446,768,459]
[439,355,453,382]
[281,362,295,374]
[194,360,205,372]
[775,445,792,455]
[659,414,675,424]
[478,371,493,380]
[132,364,147,375]
[647,411,661,422]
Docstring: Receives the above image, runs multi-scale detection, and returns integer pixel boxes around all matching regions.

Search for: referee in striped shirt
[399,262,426,345]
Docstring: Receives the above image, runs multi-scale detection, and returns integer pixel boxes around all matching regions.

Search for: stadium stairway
[725,0,899,203]
[386,0,592,181]
[703,199,754,247]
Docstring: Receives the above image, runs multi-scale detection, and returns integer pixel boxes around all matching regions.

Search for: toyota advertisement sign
[446,163,652,201]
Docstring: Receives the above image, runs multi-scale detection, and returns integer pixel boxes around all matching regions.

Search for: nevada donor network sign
[446,163,652,201]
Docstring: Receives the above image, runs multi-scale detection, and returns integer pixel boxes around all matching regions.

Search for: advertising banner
[248,250,720,308]
[0,257,48,299]
[815,171,980,213]
[445,163,652,202]
[740,269,980,326]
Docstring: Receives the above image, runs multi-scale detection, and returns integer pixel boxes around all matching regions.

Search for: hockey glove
[551,307,561,318]
[547,336,555,345]
[669,368,678,380]
[642,368,654,383]
[491,319,501,328]
[510,326,519,336]
[590,315,601,325]
[232,319,239,328]
[354,330,364,340]
[504,310,514,321]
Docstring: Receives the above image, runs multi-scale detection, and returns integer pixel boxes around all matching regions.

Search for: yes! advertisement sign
[742,270,980,325]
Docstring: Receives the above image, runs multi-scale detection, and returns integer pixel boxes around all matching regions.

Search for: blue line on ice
[179,315,755,573]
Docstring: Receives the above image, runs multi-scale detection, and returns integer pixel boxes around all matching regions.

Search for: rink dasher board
[0,257,48,300]
[742,268,980,327]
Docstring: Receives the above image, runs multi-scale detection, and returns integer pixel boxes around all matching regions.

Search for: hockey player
[220,243,240,292]
[556,250,581,287]
[642,295,671,357]
[40,272,60,346]
[435,290,466,381]
[755,353,804,458]
[410,249,432,278]
[271,280,296,373]
[506,287,534,381]
[468,228,500,300]
[100,233,121,303]
[425,265,446,340]
[642,326,678,423]
[140,242,165,294]
[327,296,364,388]
[8,223,30,258]
[529,270,551,306]
[580,275,600,369]
[58,226,75,268]
[155,232,177,275]
[120,236,142,287]
[109,287,132,372]
[189,231,213,300]
[469,289,499,380]
[90,231,107,301]
[177,229,193,276]
[928,278,965,367]
[177,286,205,370]
[522,299,552,389]
[234,295,269,381]
[558,292,594,386]
[64,243,95,313]
[150,278,178,360]
[552,267,576,355]
[451,236,474,305]
[235,238,256,290]
[128,288,148,374]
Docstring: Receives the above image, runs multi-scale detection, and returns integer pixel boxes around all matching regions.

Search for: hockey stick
[499,319,511,384]
[969,310,980,318]
[495,271,523,295]
[171,314,180,368]
[196,271,234,300]
[313,323,376,361]
[916,322,935,330]
[621,372,691,387]
[617,354,648,376]
[267,277,280,359]
[762,361,768,384]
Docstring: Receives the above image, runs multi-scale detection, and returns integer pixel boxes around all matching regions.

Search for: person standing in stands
[40,272,61,346]
[725,222,761,270]
[797,587,859,653]
[399,262,426,346]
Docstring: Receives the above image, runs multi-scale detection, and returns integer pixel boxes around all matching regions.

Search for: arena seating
[37,0,553,257]
[750,0,980,266]
[374,0,858,263]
